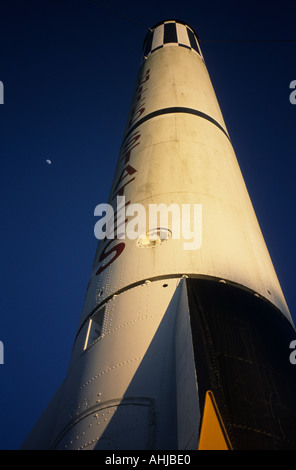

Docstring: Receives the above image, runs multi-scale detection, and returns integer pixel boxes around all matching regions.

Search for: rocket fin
[174,277,200,450]
[198,390,232,450]
[20,381,66,450]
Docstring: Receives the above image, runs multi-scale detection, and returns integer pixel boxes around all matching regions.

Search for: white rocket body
[22,20,296,451]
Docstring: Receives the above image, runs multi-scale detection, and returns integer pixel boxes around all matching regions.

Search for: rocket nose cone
[142,19,201,61]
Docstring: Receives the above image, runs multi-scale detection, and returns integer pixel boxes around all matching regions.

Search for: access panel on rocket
[21,19,296,451]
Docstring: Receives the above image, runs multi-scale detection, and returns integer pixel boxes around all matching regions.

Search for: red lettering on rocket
[128,69,150,128]
[95,69,150,276]
[95,239,125,276]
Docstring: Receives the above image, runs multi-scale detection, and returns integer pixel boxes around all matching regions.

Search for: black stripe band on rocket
[122,107,230,148]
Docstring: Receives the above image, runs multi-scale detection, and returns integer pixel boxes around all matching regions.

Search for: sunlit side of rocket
[21,19,296,450]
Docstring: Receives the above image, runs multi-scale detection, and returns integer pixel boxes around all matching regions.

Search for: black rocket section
[186,277,296,450]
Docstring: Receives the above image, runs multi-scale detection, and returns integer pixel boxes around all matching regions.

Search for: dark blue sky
[1,0,296,450]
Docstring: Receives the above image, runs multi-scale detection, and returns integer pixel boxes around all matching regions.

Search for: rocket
[22,19,296,450]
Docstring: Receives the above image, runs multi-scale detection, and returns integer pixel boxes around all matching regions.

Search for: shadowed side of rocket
[22,20,296,450]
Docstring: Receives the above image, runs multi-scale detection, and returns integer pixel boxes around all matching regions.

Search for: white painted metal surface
[82,33,291,326]
[21,19,292,451]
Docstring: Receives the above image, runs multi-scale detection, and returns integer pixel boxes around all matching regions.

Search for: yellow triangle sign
[198,390,232,450]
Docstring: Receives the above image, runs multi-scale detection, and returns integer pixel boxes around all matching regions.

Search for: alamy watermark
[0,341,4,364]
[289,340,296,364]
[0,81,3,104]
[94,196,202,251]
[289,81,296,104]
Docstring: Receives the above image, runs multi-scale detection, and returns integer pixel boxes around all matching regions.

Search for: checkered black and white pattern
[142,20,202,60]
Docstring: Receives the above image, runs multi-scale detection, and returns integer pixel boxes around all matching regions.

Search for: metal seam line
[73,273,289,347]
